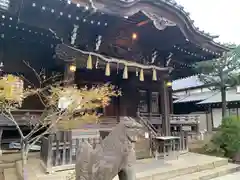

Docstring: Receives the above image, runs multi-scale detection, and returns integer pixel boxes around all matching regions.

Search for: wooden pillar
[148,90,152,121]
[168,88,173,114]
[160,80,170,136]
[115,76,121,122]
[0,128,3,155]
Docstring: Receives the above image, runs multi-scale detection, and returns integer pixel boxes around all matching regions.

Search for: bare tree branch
[0,63,121,174]
[1,110,24,139]
[23,61,42,86]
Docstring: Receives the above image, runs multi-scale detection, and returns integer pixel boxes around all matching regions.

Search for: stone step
[0,162,15,169]
[13,153,230,180]
[114,154,229,180]
[136,158,228,180]
[168,163,240,180]
[211,171,240,180]
[3,168,18,180]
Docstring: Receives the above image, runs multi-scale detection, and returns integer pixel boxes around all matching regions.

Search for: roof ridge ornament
[88,0,97,12]
[142,11,176,30]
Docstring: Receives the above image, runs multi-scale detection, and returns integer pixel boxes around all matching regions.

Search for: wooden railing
[40,131,101,173]
[40,131,189,173]
[0,109,44,127]
[40,114,193,172]
[138,113,191,155]
[139,113,200,124]
[138,112,200,135]
[171,131,188,152]
[137,112,159,137]
[150,131,188,152]
[170,114,200,124]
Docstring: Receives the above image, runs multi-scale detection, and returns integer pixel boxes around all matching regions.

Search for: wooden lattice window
[138,90,148,113]
[151,92,159,114]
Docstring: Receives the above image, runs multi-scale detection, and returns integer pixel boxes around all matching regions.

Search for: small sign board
[58,97,72,109]
[182,126,192,131]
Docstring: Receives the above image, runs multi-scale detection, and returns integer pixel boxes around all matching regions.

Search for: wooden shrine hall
[0,0,230,158]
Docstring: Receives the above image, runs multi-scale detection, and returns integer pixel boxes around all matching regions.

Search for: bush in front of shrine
[204,116,240,161]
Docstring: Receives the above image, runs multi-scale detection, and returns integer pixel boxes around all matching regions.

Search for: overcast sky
[176,0,240,44]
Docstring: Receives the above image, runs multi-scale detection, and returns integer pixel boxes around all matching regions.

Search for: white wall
[212,108,222,128]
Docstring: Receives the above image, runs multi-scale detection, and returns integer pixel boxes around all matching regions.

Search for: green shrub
[209,116,240,158]
[202,137,224,157]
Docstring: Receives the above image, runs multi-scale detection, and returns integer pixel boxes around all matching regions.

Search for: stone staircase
[168,163,240,180]
[1,153,239,180]
[116,153,240,180]
[152,156,239,180]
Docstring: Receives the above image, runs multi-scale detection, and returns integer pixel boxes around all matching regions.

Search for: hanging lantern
[105,63,110,76]
[139,69,144,81]
[152,69,157,81]
[166,81,172,87]
[87,54,93,69]
[132,33,137,40]
[69,64,76,72]
[123,65,128,79]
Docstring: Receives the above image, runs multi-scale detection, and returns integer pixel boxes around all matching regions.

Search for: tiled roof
[173,91,217,103]
[197,89,240,104]
[172,76,204,91]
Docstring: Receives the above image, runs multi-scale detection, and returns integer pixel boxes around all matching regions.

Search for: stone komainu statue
[75,117,143,180]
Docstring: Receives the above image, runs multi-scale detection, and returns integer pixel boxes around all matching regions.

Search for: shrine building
[0,0,230,154]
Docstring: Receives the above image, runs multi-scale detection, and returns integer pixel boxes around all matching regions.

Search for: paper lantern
[139,69,144,81]
[87,54,93,69]
[152,69,157,81]
[105,63,110,76]
[123,65,128,79]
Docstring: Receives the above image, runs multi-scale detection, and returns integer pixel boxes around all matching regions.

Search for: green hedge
[204,116,240,158]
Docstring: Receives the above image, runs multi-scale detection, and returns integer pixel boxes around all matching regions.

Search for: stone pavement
[212,172,240,180]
